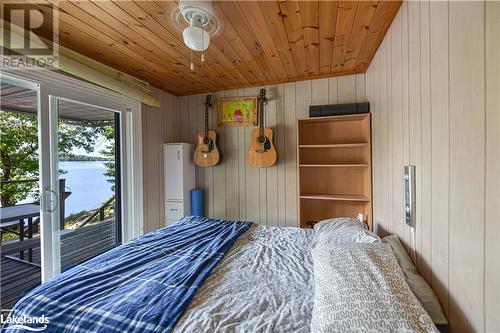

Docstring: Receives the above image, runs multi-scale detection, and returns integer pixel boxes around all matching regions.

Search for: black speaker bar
[309,102,370,117]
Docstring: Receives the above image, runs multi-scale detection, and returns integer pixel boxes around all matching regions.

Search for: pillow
[310,242,438,332]
[383,235,448,326]
[311,217,381,248]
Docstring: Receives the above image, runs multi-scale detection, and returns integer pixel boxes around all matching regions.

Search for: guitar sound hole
[257,135,266,144]
[203,137,211,145]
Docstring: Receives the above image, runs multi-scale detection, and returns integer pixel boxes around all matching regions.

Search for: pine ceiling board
[32,2,182,92]
[52,3,184,86]
[218,1,279,82]
[152,1,260,86]
[257,0,298,79]
[298,1,320,76]
[3,0,402,95]
[236,1,288,81]
[319,1,338,74]
[209,3,266,84]
[68,0,211,92]
[108,1,231,88]
[57,1,194,90]
[331,1,358,72]
[134,0,251,88]
[278,0,309,77]
[354,0,402,71]
[343,1,379,72]
[90,0,220,90]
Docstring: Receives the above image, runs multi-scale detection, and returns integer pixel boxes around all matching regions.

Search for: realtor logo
[1,2,59,70]
[1,309,49,331]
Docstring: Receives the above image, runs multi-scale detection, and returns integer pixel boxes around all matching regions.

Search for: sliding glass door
[0,76,42,309]
[1,70,142,310]
[51,98,122,271]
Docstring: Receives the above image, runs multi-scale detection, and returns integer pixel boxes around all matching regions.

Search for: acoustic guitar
[247,88,277,168]
[194,95,222,167]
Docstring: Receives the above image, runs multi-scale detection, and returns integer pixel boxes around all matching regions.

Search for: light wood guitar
[194,95,222,167]
[247,88,277,168]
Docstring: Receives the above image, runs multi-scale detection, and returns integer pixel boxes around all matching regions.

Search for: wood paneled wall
[142,75,365,232]
[141,87,178,234]
[177,75,366,226]
[366,2,500,332]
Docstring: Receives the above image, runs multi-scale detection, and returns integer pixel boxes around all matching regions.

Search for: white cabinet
[164,143,195,226]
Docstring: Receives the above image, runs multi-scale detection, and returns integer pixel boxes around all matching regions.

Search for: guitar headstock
[204,94,212,108]
[258,88,267,103]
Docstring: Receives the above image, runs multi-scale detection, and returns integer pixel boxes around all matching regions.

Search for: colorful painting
[218,97,257,126]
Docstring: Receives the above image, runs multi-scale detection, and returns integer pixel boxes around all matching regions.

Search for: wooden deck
[0,219,117,309]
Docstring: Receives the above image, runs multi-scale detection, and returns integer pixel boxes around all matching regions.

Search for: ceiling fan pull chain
[190,50,195,71]
[201,23,205,63]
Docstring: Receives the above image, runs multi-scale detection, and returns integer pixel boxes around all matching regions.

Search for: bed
[2,216,446,333]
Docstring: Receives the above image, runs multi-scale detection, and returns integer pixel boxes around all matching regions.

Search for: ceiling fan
[172,0,221,71]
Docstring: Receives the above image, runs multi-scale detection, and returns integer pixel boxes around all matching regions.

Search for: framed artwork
[218,96,257,126]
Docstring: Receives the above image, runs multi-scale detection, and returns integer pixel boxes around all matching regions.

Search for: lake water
[60,161,113,217]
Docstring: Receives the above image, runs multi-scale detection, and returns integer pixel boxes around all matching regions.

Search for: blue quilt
[2,216,252,333]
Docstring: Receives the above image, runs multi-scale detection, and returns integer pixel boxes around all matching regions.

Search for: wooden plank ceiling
[22,1,401,96]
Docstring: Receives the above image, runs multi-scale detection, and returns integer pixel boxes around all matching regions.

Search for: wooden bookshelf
[297,114,372,229]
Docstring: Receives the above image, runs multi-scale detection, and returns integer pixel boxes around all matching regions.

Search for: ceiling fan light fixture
[183,25,210,52]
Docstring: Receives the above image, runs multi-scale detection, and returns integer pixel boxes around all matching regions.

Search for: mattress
[173,224,315,333]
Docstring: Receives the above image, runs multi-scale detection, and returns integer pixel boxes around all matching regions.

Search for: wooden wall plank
[266,85,278,226]
[275,84,286,226]
[224,90,240,220]
[212,91,227,219]
[400,1,411,248]
[385,31,393,236]
[419,0,432,283]
[237,88,247,220]
[485,3,500,332]
[179,96,189,143]
[371,50,381,233]
[429,0,450,317]
[338,75,356,103]
[328,77,338,104]
[355,74,366,102]
[284,82,298,226]
[244,86,261,223]
[408,0,423,272]
[379,37,389,235]
[195,95,204,188]
[204,91,215,219]
[449,3,485,332]
[311,78,329,105]
[157,88,166,230]
[389,10,405,243]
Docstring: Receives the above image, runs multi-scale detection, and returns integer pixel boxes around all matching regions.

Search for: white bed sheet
[173,224,315,333]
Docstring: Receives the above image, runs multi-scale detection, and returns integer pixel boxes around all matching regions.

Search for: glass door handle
[44,188,59,213]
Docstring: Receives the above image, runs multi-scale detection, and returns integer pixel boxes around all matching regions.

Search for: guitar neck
[204,104,209,137]
[258,99,264,136]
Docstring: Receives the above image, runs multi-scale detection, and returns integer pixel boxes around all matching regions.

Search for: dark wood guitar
[194,95,222,167]
[247,88,277,168]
